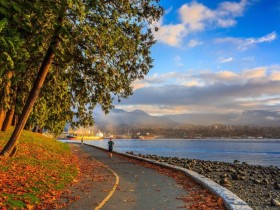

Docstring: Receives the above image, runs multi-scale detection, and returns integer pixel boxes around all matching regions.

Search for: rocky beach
[128,152,280,210]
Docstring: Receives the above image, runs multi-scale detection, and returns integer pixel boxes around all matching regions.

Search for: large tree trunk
[1,108,14,131]
[0,71,13,130]
[0,108,6,129]
[2,86,17,131]
[0,6,65,157]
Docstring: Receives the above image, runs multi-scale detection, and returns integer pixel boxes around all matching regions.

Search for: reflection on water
[61,139,280,167]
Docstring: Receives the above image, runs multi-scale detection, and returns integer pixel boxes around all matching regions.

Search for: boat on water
[138,135,156,140]
[66,130,104,140]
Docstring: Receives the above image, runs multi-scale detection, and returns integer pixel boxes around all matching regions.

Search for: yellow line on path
[94,159,120,210]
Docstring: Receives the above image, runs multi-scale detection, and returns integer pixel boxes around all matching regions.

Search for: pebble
[253,179,261,184]
[263,179,269,185]
[271,198,280,206]
[232,174,241,180]
[275,183,280,190]
[219,177,231,187]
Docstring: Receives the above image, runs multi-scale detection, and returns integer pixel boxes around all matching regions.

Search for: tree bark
[12,114,18,127]
[2,86,17,131]
[0,5,66,157]
[0,71,13,130]
[0,108,6,130]
[1,108,14,131]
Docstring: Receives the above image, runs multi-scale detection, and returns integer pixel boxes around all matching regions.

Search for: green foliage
[0,18,7,31]
[0,0,163,132]
[61,0,163,127]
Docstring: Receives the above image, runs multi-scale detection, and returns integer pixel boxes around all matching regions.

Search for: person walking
[108,137,114,158]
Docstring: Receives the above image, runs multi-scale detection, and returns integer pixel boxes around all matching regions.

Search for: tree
[0,0,163,157]
[0,17,30,130]
[0,0,61,132]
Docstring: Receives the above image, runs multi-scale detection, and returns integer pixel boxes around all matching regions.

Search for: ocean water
[63,139,280,168]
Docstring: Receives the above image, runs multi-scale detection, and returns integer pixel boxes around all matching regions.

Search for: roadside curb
[84,144,252,210]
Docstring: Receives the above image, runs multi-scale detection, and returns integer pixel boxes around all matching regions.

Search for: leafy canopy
[0,0,163,132]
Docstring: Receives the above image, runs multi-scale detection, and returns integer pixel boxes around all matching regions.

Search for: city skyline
[114,0,280,119]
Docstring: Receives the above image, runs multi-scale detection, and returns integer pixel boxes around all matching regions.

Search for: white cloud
[179,2,215,31]
[132,80,148,90]
[215,18,236,27]
[218,0,247,16]
[215,32,277,51]
[242,56,255,62]
[119,65,280,115]
[154,0,252,47]
[174,56,184,67]
[216,71,238,79]
[154,21,187,46]
[218,57,234,63]
[253,31,277,43]
[184,80,201,87]
[188,39,203,48]
[241,67,266,79]
[270,71,280,81]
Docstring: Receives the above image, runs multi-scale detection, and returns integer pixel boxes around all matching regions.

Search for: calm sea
[61,139,280,168]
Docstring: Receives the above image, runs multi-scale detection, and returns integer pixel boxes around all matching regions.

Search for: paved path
[61,144,189,209]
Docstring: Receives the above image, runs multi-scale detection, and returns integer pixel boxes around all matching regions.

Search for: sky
[115,0,280,117]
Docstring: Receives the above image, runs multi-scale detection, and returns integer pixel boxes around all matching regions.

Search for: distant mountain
[164,112,238,125]
[164,110,280,126]
[92,108,280,130]
[231,110,280,126]
[93,108,180,131]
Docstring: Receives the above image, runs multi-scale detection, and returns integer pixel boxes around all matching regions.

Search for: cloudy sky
[115,0,280,116]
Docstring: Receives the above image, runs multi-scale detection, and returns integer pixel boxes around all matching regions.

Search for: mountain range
[93,108,280,130]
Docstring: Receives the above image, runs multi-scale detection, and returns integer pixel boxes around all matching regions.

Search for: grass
[0,128,78,209]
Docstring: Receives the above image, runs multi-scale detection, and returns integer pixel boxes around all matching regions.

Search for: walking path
[56,144,226,209]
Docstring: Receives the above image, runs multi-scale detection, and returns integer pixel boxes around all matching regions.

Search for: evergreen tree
[0,0,163,157]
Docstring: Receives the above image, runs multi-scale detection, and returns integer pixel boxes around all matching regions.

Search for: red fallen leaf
[26,204,34,210]
[217,197,224,205]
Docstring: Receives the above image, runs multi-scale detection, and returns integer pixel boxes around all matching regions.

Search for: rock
[266,193,271,198]
[220,173,229,179]
[228,168,236,173]
[219,177,231,187]
[232,174,241,180]
[205,167,212,173]
[270,170,277,175]
[253,179,261,184]
[271,199,280,206]
[237,170,246,176]
[263,179,269,185]
[274,183,280,190]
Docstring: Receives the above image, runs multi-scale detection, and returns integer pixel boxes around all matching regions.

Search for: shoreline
[127,152,280,210]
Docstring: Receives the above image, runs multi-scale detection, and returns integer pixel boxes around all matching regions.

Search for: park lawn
[0,128,78,209]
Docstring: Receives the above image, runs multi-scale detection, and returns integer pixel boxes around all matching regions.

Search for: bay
[62,139,280,168]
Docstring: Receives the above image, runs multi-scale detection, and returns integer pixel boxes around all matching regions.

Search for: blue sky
[115,0,280,117]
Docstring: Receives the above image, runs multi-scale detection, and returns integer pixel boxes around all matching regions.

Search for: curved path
[82,144,187,210]
[59,144,225,209]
